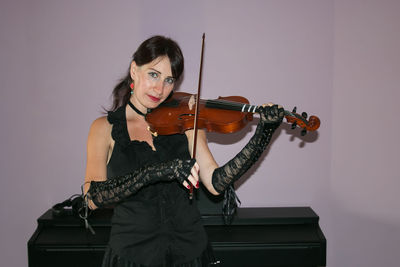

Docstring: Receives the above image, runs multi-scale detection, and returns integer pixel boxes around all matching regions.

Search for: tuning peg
[301,112,308,119]
[291,121,297,129]
[292,106,297,113]
[301,127,307,136]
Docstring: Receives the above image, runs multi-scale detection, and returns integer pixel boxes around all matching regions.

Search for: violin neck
[205,99,295,118]
[205,99,260,113]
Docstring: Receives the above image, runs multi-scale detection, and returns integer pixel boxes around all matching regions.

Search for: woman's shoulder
[91,116,111,129]
[89,103,125,133]
[107,106,126,125]
[88,116,112,141]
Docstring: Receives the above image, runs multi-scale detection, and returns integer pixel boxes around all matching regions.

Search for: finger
[182,180,191,190]
[191,165,200,188]
[262,102,274,108]
[193,162,200,172]
[190,167,199,184]
[191,165,199,179]
[186,174,199,189]
[278,106,284,119]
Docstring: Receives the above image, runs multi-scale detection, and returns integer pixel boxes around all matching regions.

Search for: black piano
[28,189,326,267]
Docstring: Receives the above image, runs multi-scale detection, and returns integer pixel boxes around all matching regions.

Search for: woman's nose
[154,81,164,95]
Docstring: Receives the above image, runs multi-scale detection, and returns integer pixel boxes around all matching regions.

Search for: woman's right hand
[182,161,200,190]
[168,158,200,190]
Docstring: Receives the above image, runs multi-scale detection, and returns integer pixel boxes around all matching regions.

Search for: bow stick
[189,33,205,200]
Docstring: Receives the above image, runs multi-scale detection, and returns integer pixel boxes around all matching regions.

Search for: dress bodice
[105,106,207,266]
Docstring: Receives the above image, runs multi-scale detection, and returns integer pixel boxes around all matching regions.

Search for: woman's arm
[185,129,220,195]
[84,116,112,209]
[185,104,284,196]
[186,104,283,224]
[85,117,199,209]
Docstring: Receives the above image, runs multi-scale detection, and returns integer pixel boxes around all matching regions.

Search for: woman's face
[130,56,175,112]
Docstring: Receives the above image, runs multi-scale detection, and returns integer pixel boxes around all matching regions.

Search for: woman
[84,35,283,267]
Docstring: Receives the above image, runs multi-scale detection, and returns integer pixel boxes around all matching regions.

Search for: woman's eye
[165,78,175,85]
[149,72,158,79]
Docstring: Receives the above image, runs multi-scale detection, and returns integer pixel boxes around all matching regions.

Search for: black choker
[128,101,146,117]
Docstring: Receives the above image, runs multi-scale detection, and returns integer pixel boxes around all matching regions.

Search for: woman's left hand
[259,103,284,124]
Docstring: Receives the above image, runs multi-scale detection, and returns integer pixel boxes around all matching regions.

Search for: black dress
[101,105,212,267]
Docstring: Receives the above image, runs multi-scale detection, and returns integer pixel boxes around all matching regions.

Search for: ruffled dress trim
[102,245,219,267]
[107,107,131,149]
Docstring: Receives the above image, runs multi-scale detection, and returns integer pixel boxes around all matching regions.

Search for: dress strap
[107,106,130,148]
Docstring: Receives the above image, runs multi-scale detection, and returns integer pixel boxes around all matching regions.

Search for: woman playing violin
[84,35,284,267]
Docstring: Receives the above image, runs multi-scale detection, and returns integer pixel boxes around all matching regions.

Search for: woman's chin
[147,101,162,110]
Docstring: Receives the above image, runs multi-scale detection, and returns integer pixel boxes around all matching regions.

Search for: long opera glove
[87,158,195,208]
[212,105,284,224]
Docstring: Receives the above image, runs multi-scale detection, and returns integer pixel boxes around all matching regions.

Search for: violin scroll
[284,106,320,136]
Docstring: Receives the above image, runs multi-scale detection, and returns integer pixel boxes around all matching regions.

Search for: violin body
[146,92,320,136]
[146,92,254,135]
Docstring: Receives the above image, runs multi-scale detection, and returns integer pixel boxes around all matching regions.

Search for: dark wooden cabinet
[28,206,326,267]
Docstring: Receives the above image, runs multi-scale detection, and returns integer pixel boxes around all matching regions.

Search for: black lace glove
[212,104,284,224]
[87,158,196,208]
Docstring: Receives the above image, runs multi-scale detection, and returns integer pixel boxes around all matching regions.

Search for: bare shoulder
[91,116,111,130]
[88,116,112,144]
[90,116,111,133]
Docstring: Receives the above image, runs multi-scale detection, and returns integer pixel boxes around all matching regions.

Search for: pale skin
[84,56,278,209]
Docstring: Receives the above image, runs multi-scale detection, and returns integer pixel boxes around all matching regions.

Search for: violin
[147,33,320,200]
[146,91,321,137]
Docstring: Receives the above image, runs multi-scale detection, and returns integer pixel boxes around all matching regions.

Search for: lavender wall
[0,0,398,266]
[330,0,400,266]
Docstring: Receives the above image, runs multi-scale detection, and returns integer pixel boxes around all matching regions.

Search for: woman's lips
[148,95,160,102]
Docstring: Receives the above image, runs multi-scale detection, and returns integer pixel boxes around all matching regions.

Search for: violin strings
[206,99,259,113]
[209,99,256,112]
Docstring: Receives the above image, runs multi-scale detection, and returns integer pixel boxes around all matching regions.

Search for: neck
[128,100,146,117]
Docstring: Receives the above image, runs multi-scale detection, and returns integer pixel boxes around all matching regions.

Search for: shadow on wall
[207,118,320,189]
[207,117,320,146]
